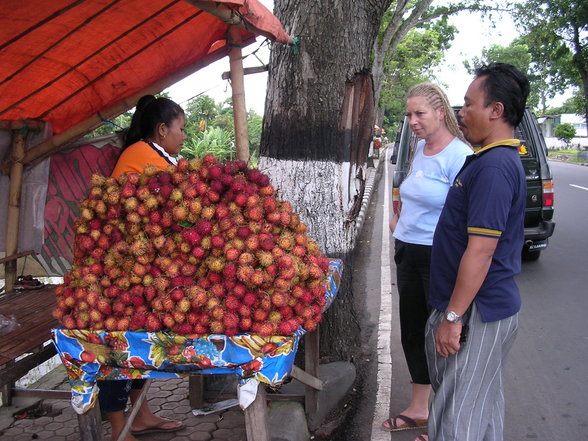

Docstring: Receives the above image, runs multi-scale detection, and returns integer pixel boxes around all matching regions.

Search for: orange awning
[0,0,291,135]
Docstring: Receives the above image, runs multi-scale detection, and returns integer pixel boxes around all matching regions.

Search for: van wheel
[522,248,541,261]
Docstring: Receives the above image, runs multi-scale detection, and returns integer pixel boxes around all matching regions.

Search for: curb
[354,150,385,238]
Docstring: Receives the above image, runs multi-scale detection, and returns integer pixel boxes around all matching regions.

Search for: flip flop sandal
[131,420,185,436]
[382,414,428,432]
[415,435,428,441]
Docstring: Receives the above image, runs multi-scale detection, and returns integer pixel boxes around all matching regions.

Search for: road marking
[570,184,588,191]
[371,151,393,441]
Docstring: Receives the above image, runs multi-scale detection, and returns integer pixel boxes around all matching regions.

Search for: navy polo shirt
[429,140,526,322]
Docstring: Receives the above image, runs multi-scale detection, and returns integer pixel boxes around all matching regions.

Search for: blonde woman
[383,83,471,433]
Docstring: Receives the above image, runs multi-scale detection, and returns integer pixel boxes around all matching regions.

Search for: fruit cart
[52,259,342,441]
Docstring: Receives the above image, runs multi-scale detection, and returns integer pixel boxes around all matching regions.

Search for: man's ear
[489,101,505,121]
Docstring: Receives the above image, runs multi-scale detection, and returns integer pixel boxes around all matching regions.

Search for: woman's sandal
[382,414,427,432]
[414,434,428,441]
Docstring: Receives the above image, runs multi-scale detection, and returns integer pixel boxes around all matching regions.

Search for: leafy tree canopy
[513,0,588,132]
[554,122,576,145]
[380,17,457,129]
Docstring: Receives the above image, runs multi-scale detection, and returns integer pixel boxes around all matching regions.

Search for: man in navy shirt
[422,64,530,441]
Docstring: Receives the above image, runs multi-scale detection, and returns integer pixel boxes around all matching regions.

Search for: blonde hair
[406,83,467,143]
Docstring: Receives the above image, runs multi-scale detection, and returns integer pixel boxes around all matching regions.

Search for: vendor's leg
[128,380,184,433]
[97,380,138,441]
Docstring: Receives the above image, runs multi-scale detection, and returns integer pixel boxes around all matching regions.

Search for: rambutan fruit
[271,291,290,308]
[245,206,263,222]
[222,262,237,279]
[162,313,176,329]
[174,323,193,335]
[277,320,295,335]
[224,295,240,311]
[145,314,162,332]
[243,292,257,307]
[258,185,275,197]
[173,310,186,324]
[253,309,268,322]
[104,316,118,331]
[234,193,248,207]
[223,312,239,329]
[209,320,225,334]
[257,321,275,337]
[238,304,252,317]
[238,317,252,332]
[194,219,213,236]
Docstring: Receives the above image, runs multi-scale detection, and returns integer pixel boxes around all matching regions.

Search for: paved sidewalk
[1,369,248,440]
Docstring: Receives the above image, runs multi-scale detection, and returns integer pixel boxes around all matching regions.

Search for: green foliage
[463,42,546,109]
[554,122,576,145]
[545,96,583,115]
[380,18,457,128]
[513,0,587,126]
[180,126,235,161]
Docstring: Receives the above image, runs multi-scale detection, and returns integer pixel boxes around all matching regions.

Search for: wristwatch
[445,310,463,324]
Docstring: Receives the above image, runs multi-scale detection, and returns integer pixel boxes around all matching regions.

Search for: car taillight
[392,187,400,214]
[543,180,554,207]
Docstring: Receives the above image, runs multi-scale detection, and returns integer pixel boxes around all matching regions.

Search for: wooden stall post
[244,382,270,441]
[78,403,104,441]
[4,130,26,293]
[304,329,321,417]
[228,26,250,163]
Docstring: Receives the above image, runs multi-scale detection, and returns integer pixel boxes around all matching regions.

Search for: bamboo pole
[4,131,26,292]
[229,26,250,162]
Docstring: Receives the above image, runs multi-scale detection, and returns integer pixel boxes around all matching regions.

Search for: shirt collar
[473,139,520,155]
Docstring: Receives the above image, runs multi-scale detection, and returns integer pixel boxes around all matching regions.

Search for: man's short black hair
[474,63,530,127]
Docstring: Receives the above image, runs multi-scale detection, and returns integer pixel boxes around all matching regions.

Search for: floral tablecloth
[51,259,342,414]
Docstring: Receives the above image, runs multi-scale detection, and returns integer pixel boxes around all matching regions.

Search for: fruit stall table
[51,258,342,441]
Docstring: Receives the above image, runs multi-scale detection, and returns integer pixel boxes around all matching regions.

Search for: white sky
[166,2,570,115]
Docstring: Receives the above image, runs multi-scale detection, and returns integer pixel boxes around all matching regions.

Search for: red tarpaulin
[0,0,291,135]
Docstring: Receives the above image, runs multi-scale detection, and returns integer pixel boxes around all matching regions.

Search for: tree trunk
[260,0,388,359]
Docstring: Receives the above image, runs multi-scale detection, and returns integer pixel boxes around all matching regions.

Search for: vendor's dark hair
[474,63,530,127]
[124,95,184,148]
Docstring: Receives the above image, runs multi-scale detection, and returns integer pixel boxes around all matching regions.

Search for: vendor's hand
[435,320,462,358]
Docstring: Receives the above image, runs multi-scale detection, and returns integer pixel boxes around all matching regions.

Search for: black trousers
[395,239,432,385]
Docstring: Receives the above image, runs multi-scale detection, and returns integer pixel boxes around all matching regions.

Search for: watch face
[447,311,459,323]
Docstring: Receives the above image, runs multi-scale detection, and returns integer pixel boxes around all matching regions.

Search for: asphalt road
[339,155,588,441]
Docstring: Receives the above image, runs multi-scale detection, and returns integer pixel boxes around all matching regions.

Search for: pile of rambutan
[53,155,331,337]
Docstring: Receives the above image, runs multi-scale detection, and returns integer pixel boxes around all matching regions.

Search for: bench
[0,286,61,404]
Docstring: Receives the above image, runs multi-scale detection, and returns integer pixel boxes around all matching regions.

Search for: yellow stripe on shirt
[467,226,502,237]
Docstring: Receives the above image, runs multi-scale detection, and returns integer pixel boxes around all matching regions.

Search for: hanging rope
[98,112,124,130]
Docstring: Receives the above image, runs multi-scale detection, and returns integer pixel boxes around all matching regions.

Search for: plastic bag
[0,313,19,336]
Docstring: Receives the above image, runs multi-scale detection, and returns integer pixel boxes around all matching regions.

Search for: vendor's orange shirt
[111,141,175,178]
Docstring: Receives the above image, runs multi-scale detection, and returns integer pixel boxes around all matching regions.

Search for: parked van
[391,108,555,260]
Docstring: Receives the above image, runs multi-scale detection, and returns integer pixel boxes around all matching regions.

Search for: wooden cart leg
[78,402,104,441]
[189,375,205,408]
[244,382,269,441]
[304,328,320,415]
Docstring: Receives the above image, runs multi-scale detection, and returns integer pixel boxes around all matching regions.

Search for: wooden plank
[0,250,36,265]
[266,393,305,403]
[290,365,323,390]
[189,375,205,409]
[304,329,320,417]
[11,388,70,400]
[244,382,270,441]
[0,345,56,389]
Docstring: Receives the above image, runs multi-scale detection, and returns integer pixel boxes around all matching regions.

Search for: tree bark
[260,0,388,359]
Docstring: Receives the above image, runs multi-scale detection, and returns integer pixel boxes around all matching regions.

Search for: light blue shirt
[393,137,472,246]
